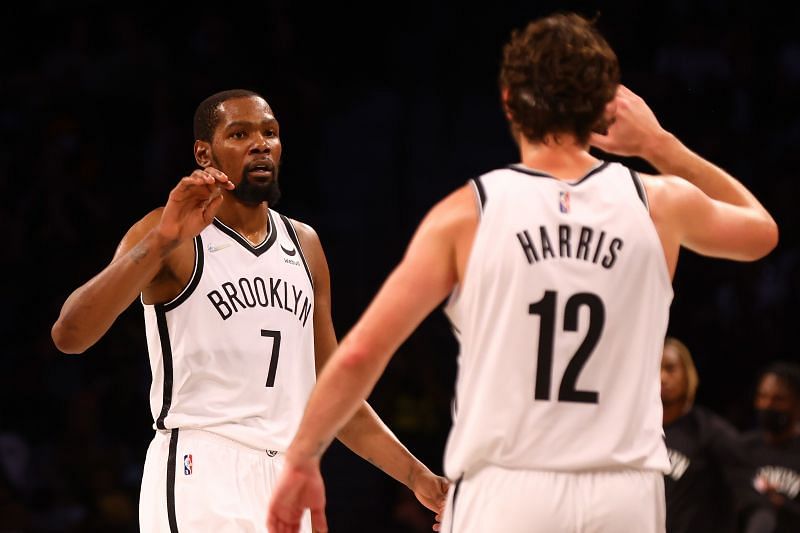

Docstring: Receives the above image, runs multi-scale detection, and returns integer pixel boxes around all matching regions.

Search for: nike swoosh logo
[207,242,232,253]
[280,244,297,256]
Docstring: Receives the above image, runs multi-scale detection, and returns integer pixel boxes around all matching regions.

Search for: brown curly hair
[499,13,619,145]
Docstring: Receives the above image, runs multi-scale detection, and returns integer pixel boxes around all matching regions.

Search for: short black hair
[193,89,262,141]
[762,361,800,398]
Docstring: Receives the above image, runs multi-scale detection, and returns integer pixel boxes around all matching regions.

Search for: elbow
[765,220,780,255]
[338,344,374,371]
[749,220,779,261]
[334,333,386,379]
[51,321,88,354]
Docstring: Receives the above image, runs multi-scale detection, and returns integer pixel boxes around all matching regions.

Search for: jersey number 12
[529,291,603,404]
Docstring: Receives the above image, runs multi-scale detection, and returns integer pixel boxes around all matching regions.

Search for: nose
[250,133,271,154]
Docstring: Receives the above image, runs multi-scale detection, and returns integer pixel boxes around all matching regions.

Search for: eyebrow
[224,119,278,130]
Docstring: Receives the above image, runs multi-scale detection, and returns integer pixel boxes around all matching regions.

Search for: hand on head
[589,85,667,158]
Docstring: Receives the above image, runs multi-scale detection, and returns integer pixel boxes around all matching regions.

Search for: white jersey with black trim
[142,209,316,451]
[444,161,673,478]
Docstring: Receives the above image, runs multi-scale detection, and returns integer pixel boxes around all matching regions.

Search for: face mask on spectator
[756,408,792,433]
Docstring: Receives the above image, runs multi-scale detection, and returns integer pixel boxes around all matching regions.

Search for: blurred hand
[589,85,667,158]
[267,458,328,533]
[411,470,450,531]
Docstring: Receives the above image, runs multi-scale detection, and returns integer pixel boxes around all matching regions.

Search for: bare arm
[291,220,448,512]
[51,168,233,354]
[590,85,778,262]
[269,188,474,532]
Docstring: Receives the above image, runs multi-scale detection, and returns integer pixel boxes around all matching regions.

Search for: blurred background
[2,0,799,531]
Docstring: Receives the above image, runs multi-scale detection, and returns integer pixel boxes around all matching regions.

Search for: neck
[517,134,599,181]
[215,196,270,244]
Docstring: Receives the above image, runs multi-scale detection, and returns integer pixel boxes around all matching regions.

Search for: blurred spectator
[743,362,800,533]
[661,337,772,533]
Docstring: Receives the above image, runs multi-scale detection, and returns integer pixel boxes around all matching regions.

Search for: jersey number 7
[261,329,281,387]
[529,291,603,404]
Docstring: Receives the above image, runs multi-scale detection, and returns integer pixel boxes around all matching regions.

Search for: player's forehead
[217,96,276,128]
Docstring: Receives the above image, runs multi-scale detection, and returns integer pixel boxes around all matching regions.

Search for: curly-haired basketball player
[268,12,778,533]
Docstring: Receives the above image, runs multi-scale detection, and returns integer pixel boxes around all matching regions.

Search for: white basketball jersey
[444,162,673,479]
[142,209,316,451]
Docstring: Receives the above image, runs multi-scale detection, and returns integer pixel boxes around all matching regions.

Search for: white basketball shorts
[139,429,311,533]
[440,465,665,533]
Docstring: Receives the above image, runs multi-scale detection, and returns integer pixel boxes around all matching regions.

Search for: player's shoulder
[432,182,480,212]
[640,173,700,197]
[422,182,479,229]
[271,211,323,258]
[640,173,705,217]
[278,214,318,242]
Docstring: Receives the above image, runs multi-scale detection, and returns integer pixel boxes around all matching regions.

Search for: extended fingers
[203,167,235,189]
[188,168,235,189]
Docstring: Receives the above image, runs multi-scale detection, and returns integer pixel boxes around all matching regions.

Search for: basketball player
[267,13,778,533]
[661,337,773,533]
[743,362,800,532]
[51,89,448,532]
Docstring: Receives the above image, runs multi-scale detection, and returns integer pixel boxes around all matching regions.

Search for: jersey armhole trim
[470,177,487,215]
[629,169,650,212]
[163,234,205,312]
[279,214,314,289]
[154,304,175,430]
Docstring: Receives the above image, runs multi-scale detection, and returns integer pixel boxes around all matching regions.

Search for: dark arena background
[2,1,799,531]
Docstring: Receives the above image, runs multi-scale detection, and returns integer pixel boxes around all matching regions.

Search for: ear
[194,140,211,168]
[500,87,513,121]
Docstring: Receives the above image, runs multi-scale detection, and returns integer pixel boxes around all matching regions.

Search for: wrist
[640,129,676,164]
[285,437,328,469]
[406,460,430,490]
[150,226,181,257]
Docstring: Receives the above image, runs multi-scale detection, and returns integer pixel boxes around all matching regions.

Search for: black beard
[232,168,282,207]
[209,155,282,206]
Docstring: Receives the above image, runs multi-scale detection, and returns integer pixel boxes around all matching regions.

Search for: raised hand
[156,167,234,246]
[589,85,667,158]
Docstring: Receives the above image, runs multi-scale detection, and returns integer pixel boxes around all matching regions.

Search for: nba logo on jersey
[183,454,193,475]
[559,191,570,213]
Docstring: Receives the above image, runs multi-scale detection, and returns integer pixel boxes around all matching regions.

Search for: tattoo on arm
[129,235,179,264]
[129,242,150,264]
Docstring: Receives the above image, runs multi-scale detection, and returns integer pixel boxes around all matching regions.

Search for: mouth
[246,160,275,180]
